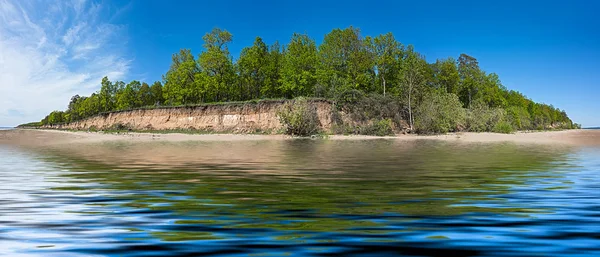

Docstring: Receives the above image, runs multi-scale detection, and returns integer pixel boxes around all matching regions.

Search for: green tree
[399,45,428,131]
[198,28,235,102]
[237,37,269,100]
[432,58,460,94]
[317,27,374,96]
[458,53,482,108]
[163,49,200,105]
[280,33,318,98]
[99,76,117,112]
[262,41,283,98]
[139,82,152,107]
[368,32,402,96]
[479,73,507,108]
[116,80,141,110]
[150,81,164,106]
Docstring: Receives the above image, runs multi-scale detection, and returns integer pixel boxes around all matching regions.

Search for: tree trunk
[383,76,386,97]
[408,84,413,131]
[468,88,472,109]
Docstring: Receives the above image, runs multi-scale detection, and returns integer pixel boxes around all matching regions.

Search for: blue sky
[1,0,598,127]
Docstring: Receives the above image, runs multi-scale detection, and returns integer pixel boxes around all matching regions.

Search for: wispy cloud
[0,0,131,126]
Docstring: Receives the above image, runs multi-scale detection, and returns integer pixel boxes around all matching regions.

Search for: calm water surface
[1,138,599,256]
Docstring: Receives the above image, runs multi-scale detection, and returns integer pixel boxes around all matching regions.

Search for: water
[1,138,599,256]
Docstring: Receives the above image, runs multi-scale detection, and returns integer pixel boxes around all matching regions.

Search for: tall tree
[262,41,283,98]
[163,49,200,105]
[198,28,235,102]
[116,80,141,110]
[458,53,482,108]
[237,37,269,100]
[150,81,164,106]
[432,58,460,94]
[139,82,152,106]
[317,27,374,96]
[280,33,318,98]
[400,45,428,131]
[368,32,402,96]
[99,76,117,112]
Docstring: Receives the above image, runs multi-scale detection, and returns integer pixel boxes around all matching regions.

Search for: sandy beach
[1,129,599,147]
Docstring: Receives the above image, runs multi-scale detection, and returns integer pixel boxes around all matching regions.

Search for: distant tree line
[39,27,579,133]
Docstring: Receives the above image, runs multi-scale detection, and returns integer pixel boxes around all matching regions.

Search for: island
[19,27,579,136]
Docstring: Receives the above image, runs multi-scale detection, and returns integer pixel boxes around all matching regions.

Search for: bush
[493,120,514,134]
[336,91,403,124]
[415,91,465,134]
[277,97,321,136]
[506,106,531,130]
[359,119,394,136]
[467,100,507,132]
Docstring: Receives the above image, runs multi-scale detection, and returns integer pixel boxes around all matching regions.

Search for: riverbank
[1,129,598,147]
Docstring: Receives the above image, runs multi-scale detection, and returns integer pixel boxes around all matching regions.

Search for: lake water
[1,138,599,256]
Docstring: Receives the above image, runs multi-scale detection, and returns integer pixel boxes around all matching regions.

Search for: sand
[1,129,599,148]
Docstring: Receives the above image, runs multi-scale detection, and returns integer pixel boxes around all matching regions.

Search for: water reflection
[1,139,599,256]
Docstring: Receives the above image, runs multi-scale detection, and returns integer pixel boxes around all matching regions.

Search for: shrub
[415,91,465,134]
[372,119,395,136]
[493,120,514,134]
[277,97,321,136]
[466,100,507,132]
[506,106,532,130]
[358,119,395,136]
[336,91,403,124]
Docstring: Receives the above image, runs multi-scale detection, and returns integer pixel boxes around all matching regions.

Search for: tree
[399,45,428,131]
[262,41,283,98]
[150,81,164,106]
[432,58,460,94]
[458,53,482,108]
[99,76,117,112]
[139,82,152,106]
[368,32,402,96]
[280,33,318,98]
[163,49,200,105]
[479,73,507,108]
[116,80,141,110]
[198,28,235,102]
[237,37,269,100]
[317,27,374,96]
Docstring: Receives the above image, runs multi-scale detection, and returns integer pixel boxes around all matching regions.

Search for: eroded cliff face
[45,100,335,133]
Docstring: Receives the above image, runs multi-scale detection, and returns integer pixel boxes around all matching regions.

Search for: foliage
[336,91,403,124]
[360,119,395,136]
[280,33,318,98]
[399,45,429,130]
[17,121,42,128]
[493,120,514,134]
[277,97,321,136]
[466,100,509,132]
[38,27,576,134]
[415,91,466,134]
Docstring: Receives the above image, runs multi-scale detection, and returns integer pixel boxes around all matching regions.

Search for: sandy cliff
[44,100,336,133]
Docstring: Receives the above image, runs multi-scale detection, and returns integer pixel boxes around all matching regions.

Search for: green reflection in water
[34,139,577,242]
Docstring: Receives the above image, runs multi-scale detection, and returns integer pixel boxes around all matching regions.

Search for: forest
[36,27,579,134]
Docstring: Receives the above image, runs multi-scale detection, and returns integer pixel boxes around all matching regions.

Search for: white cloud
[0,0,130,126]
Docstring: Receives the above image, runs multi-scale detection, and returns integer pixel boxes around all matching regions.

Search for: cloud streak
[0,0,130,126]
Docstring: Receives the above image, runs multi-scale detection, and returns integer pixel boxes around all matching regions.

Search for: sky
[0,0,598,127]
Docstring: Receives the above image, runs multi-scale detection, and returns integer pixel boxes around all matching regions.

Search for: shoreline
[1,128,599,147]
